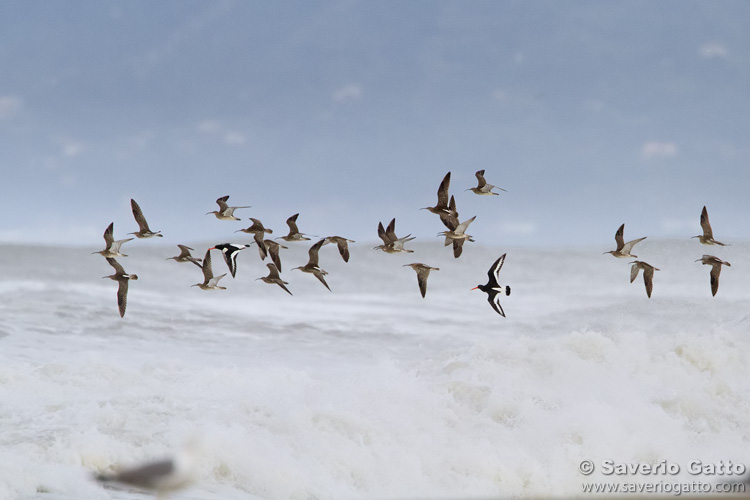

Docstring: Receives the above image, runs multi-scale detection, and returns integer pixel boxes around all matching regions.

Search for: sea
[1,238,748,499]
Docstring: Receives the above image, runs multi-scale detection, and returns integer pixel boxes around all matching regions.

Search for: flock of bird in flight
[92,170,513,319]
[92,170,732,320]
[603,205,732,298]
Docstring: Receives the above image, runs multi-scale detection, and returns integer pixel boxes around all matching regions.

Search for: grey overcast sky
[2,1,749,248]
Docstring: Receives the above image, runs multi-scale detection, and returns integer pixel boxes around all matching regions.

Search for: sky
[2,0,749,248]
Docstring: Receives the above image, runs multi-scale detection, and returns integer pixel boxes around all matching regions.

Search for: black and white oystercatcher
[472,253,511,317]
[210,243,251,278]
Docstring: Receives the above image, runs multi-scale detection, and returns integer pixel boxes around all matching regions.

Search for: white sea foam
[0,240,749,499]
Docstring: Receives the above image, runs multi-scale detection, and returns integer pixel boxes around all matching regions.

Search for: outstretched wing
[216,195,230,212]
[700,206,714,239]
[487,291,506,317]
[475,170,487,189]
[436,172,451,207]
[630,262,640,283]
[116,280,128,318]
[710,264,722,296]
[643,267,654,298]
[614,224,625,251]
[487,253,506,287]
[286,213,301,235]
[106,257,126,275]
[130,199,151,231]
[307,239,326,267]
[202,249,214,281]
[103,222,115,247]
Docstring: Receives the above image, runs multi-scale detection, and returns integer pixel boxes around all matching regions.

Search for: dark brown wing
[452,239,464,258]
[286,213,301,235]
[475,170,487,189]
[416,268,430,298]
[106,257,126,275]
[130,199,151,231]
[267,241,284,271]
[307,239,326,267]
[202,248,214,282]
[700,206,714,239]
[216,195,230,212]
[265,262,281,279]
[116,280,128,318]
[436,172,451,207]
[253,233,268,260]
[337,239,350,262]
[710,264,721,296]
[377,221,389,244]
[103,222,115,247]
[643,267,654,298]
[614,223,625,251]
[177,244,195,258]
[312,269,331,291]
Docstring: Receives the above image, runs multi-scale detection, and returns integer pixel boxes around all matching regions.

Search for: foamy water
[1,239,749,499]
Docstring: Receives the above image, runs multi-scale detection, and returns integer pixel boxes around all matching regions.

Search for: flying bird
[235,218,273,236]
[205,195,251,221]
[257,263,292,296]
[466,169,506,195]
[102,258,138,318]
[92,222,133,258]
[262,239,288,272]
[471,253,511,317]
[603,224,646,258]
[421,172,458,222]
[374,218,415,254]
[166,245,202,268]
[210,243,251,278]
[129,198,163,238]
[323,236,355,262]
[692,206,728,246]
[278,213,312,242]
[403,263,439,298]
[192,248,227,290]
[438,215,476,258]
[696,254,731,296]
[292,239,331,291]
[629,260,659,298]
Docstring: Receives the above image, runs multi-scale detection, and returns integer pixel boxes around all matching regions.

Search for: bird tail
[503,286,511,296]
